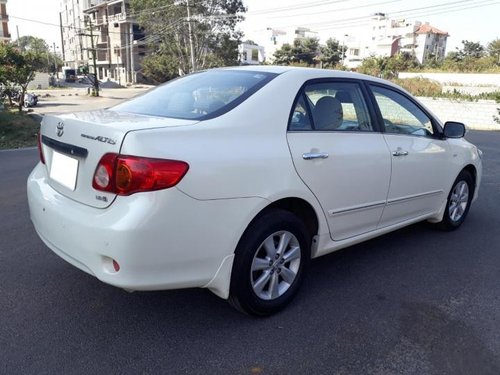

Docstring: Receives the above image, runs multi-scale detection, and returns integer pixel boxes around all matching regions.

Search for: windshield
[113,70,278,120]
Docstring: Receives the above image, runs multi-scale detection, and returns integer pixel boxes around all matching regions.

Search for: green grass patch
[0,108,41,149]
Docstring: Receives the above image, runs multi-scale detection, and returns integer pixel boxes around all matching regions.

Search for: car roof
[216,65,402,90]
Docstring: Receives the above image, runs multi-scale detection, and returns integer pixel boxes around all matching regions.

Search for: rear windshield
[113,70,278,120]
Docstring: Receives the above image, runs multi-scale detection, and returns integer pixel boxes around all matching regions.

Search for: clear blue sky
[7,0,500,53]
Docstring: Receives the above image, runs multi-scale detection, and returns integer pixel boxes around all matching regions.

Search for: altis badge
[81,133,117,145]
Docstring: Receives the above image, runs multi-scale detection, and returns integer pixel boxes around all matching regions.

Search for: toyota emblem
[56,122,64,137]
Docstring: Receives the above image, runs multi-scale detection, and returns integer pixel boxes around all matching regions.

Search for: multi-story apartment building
[0,0,11,42]
[83,0,146,84]
[413,23,448,63]
[344,13,448,68]
[60,0,92,70]
[60,0,144,84]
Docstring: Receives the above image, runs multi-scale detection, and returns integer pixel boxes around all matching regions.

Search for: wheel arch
[463,164,478,193]
[253,197,320,243]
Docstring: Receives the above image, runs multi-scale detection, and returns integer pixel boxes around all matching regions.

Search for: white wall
[418,97,499,130]
[28,73,50,90]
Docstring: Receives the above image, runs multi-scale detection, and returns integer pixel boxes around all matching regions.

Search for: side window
[370,85,434,137]
[302,82,373,132]
[289,95,312,131]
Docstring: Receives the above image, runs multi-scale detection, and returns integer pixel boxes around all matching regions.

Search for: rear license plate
[50,151,79,191]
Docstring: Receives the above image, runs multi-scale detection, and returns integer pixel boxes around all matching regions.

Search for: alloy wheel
[250,231,301,300]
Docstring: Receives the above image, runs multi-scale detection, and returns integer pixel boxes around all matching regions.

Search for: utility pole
[186,0,196,72]
[59,12,65,62]
[105,8,112,78]
[84,16,100,97]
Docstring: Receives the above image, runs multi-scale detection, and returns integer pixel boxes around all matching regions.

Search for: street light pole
[82,16,100,97]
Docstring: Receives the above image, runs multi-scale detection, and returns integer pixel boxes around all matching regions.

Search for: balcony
[109,13,127,23]
[0,14,9,21]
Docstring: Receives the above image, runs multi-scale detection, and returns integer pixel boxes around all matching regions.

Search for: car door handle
[302,152,329,160]
[392,149,409,157]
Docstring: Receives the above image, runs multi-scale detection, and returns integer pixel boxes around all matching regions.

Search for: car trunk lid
[40,110,198,208]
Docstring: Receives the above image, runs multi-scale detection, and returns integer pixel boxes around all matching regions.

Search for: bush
[0,109,40,149]
[391,77,442,97]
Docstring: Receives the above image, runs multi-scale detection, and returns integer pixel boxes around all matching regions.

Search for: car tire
[229,209,311,316]
[436,170,474,231]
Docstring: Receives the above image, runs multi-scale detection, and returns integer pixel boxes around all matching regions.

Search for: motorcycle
[23,92,39,108]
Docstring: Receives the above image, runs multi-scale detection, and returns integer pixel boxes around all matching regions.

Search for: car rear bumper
[27,163,265,294]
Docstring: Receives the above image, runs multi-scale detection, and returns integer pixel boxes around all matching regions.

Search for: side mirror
[443,121,466,138]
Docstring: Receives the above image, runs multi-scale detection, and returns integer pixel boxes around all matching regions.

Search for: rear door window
[289,81,373,132]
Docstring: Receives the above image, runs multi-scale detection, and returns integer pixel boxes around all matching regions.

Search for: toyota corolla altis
[28,67,482,315]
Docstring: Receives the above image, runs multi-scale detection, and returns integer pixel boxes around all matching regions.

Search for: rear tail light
[37,133,45,164]
[93,153,189,196]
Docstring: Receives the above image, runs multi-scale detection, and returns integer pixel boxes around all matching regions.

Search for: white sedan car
[28,67,482,315]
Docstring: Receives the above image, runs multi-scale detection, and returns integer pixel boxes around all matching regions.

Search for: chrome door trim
[328,200,386,216]
[386,190,443,205]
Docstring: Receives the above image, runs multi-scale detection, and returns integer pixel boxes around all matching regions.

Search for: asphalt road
[1,131,499,375]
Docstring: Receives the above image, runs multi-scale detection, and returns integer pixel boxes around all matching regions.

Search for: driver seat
[313,96,343,130]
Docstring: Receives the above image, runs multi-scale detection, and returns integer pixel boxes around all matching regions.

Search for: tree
[320,38,342,68]
[130,0,246,82]
[140,52,180,84]
[0,43,45,111]
[488,38,500,64]
[357,56,390,78]
[457,40,485,59]
[273,37,319,66]
[293,37,319,66]
[16,36,62,74]
[358,53,420,79]
[17,36,49,55]
[273,43,294,65]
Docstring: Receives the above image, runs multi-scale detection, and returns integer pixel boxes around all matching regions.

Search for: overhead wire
[93,20,185,51]
[10,0,499,45]
[311,0,500,31]
[246,0,498,31]
[270,0,405,19]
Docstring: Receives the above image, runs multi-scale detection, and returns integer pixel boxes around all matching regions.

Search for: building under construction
[60,0,145,85]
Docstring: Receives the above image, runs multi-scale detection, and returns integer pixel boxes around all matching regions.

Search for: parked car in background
[28,67,482,315]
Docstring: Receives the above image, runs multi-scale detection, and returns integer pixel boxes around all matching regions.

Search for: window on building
[133,24,145,41]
